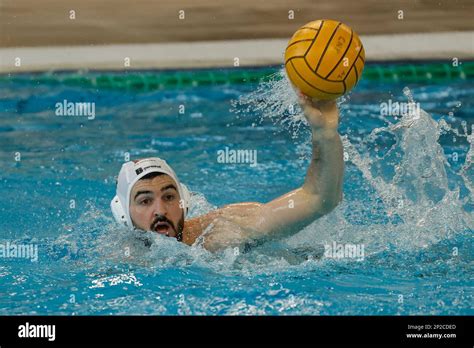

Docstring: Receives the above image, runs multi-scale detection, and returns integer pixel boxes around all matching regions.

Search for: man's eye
[164,194,175,201]
[140,198,152,205]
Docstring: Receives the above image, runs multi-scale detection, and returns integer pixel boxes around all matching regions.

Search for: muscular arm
[183,96,344,250]
[255,101,344,238]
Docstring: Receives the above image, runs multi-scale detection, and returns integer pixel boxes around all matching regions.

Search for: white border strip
[0,31,473,73]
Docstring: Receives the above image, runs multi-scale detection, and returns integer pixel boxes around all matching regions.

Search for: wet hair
[139,172,165,181]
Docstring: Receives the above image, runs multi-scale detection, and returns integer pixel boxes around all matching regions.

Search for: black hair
[139,172,165,181]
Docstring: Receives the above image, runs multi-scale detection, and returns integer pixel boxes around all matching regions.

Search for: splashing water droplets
[230,69,307,138]
[231,71,472,256]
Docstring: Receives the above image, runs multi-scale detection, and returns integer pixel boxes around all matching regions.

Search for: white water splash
[289,89,473,256]
[230,70,307,138]
[231,68,473,258]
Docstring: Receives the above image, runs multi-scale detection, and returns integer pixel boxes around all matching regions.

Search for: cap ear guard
[110,195,129,227]
[180,183,191,217]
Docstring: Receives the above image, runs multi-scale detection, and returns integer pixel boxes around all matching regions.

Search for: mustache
[150,214,176,233]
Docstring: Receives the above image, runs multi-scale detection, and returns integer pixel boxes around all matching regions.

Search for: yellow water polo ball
[284,19,365,100]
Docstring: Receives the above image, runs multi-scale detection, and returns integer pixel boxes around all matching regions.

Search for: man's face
[129,174,184,239]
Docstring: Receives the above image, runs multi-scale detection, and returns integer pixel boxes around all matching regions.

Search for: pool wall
[1,32,473,73]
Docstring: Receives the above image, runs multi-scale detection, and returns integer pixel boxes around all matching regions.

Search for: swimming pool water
[0,67,473,315]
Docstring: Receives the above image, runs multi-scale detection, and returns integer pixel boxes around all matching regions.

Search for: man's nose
[152,200,168,216]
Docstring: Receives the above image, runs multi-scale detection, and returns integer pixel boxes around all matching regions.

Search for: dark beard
[176,215,184,242]
[150,213,185,242]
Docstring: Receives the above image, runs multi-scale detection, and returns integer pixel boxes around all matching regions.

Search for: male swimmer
[111,94,343,251]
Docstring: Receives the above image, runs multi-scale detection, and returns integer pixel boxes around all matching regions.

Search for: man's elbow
[319,193,342,215]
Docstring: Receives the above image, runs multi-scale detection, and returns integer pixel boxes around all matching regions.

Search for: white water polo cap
[111,157,191,228]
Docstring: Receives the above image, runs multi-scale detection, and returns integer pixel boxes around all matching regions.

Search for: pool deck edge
[0,31,473,73]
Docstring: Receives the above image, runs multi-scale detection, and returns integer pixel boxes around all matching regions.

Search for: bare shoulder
[182,202,263,247]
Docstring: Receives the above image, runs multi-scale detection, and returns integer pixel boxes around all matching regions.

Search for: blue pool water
[0,67,473,315]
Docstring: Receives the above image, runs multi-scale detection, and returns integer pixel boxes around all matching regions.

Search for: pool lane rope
[1,61,473,92]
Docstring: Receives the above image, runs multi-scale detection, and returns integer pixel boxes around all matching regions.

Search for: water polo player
[111,95,343,251]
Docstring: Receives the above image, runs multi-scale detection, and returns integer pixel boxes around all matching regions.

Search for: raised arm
[250,95,344,239]
[183,94,344,250]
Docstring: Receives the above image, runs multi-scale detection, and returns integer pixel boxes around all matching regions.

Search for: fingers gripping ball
[285,19,365,100]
